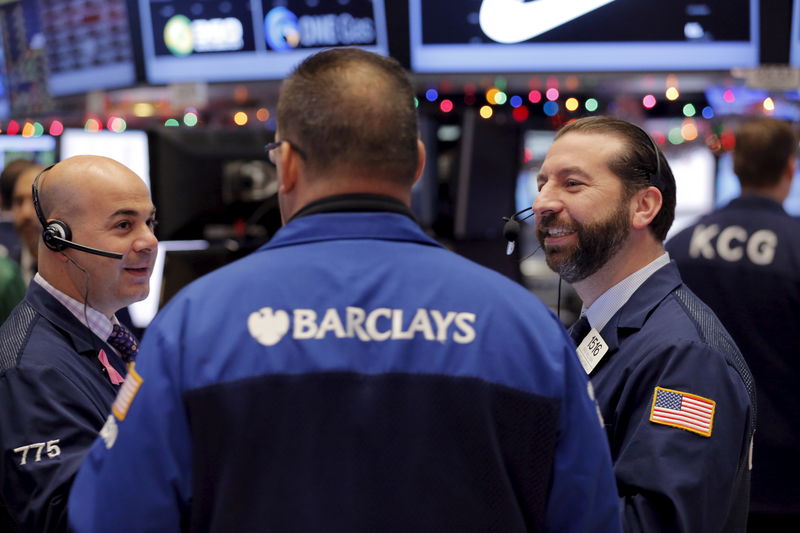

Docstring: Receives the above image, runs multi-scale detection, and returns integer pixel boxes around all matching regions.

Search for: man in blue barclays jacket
[69,49,621,533]
[0,156,157,532]
[667,117,800,532]
[534,116,755,533]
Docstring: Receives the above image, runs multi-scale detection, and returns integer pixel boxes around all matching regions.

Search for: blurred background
[0,0,795,328]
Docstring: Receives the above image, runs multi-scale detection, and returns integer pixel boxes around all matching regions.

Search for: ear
[630,186,662,230]
[785,155,796,183]
[412,139,426,186]
[277,142,300,194]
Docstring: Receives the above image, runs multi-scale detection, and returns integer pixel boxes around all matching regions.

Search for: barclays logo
[248,306,477,346]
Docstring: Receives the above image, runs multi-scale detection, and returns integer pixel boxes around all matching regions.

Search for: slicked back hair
[277,48,419,185]
[733,117,798,189]
[555,116,676,241]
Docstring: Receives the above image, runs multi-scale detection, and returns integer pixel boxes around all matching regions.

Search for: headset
[31,164,124,260]
[501,124,664,255]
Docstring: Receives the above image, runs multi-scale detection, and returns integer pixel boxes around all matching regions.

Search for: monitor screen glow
[139,0,388,84]
[410,0,759,73]
[59,129,150,190]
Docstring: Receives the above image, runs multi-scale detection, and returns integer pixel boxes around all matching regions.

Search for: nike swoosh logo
[479,0,617,44]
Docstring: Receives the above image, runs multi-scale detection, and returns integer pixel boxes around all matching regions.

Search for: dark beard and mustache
[535,200,631,283]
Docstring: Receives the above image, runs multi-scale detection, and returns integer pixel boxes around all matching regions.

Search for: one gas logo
[264,7,301,51]
[264,6,376,51]
[163,14,245,56]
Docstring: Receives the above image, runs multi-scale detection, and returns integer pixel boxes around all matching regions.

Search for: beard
[536,198,631,283]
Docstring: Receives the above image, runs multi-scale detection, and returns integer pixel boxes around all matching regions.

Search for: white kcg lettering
[247,307,476,347]
[689,224,777,265]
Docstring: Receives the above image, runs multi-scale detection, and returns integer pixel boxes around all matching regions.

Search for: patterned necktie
[107,324,139,362]
[568,315,592,347]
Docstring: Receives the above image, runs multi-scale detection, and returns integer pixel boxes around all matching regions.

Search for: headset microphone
[32,165,124,260]
[501,206,534,255]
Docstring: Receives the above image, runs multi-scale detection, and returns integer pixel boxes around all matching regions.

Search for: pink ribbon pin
[98,350,125,385]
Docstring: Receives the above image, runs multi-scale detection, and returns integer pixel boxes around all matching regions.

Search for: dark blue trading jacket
[589,261,755,533]
[70,208,621,533]
[0,281,127,532]
[667,195,800,514]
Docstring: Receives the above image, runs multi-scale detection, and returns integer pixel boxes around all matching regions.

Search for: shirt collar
[33,273,117,341]
[584,252,670,333]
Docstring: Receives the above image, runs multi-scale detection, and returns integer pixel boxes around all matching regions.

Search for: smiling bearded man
[534,116,755,533]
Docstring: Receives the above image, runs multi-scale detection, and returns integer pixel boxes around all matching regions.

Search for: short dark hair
[277,48,418,184]
[733,117,797,189]
[0,159,36,210]
[555,116,676,241]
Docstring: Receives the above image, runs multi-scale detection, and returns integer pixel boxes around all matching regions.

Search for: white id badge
[576,328,609,374]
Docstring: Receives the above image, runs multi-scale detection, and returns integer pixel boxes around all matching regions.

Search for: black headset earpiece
[501,206,534,255]
[31,164,124,260]
[42,219,71,252]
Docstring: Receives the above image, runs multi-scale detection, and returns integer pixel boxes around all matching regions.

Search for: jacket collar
[260,207,443,253]
[725,194,786,214]
[26,281,110,356]
[598,261,682,353]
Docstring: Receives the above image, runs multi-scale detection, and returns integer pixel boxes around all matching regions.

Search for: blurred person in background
[667,117,800,532]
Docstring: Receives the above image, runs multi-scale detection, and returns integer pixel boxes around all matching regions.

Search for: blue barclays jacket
[666,195,800,514]
[587,261,755,533]
[70,203,622,533]
[0,281,128,533]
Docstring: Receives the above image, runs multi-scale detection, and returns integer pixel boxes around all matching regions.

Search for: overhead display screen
[410,0,759,72]
[139,0,388,84]
[38,0,137,96]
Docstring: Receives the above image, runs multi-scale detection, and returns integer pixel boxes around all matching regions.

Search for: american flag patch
[649,387,715,437]
[112,363,143,422]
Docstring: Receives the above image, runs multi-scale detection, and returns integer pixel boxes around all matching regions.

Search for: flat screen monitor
[139,0,388,84]
[0,1,54,116]
[149,128,281,242]
[38,0,137,96]
[59,129,150,189]
[716,151,800,215]
[0,135,57,171]
[665,144,716,237]
[410,0,759,72]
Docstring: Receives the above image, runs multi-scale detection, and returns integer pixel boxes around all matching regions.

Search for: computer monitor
[58,129,150,189]
[38,0,138,96]
[138,0,389,84]
[410,0,759,72]
[0,135,57,171]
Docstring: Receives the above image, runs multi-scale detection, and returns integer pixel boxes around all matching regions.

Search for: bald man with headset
[0,155,157,532]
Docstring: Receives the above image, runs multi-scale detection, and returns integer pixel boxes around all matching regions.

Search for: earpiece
[501,206,534,255]
[32,165,124,260]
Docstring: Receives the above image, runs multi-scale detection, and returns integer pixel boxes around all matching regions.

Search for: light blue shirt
[583,252,670,333]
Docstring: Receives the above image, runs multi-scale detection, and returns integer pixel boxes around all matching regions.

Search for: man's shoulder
[0,299,75,373]
[641,284,752,386]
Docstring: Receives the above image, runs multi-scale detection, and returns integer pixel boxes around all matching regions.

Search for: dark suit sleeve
[0,363,106,533]
[612,341,752,533]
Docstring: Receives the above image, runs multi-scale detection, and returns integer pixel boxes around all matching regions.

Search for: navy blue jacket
[70,206,622,533]
[0,282,127,532]
[667,195,800,514]
[590,261,755,533]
